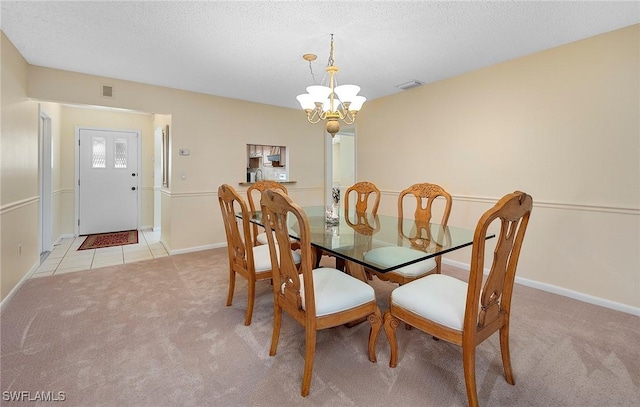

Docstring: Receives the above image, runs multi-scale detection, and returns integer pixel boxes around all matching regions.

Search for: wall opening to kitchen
[246,144,288,183]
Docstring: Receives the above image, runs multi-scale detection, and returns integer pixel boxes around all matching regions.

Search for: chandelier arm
[336,102,349,118]
[342,115,356,125]
[307,109,322,124]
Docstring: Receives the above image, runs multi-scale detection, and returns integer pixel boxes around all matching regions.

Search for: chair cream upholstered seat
[298,268,376,317]
[256,229,298,245]
[253,243,301,272]
[390,273,467,330]
[251,244,275,272]
[256,231,270,245]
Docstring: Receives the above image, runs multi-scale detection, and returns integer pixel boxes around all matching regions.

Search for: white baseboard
[0,260,40,314]
[514,276,640,316]
[442,258,640,316]
[2,233,77,313]
[169,242,226,255]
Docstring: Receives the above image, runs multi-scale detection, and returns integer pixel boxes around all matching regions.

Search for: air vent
[101,84,114,98]
[396,80,424,90]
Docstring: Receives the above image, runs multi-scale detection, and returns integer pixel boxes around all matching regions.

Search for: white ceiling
[2,1,638,110]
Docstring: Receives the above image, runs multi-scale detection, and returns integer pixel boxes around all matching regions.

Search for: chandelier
[296,34,366,138]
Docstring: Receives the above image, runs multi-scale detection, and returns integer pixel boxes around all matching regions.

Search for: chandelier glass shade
[296,34,366,137]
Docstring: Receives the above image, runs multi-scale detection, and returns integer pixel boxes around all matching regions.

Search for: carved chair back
[247,180,288,246]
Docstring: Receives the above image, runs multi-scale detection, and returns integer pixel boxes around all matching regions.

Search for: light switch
[179,149,190,156]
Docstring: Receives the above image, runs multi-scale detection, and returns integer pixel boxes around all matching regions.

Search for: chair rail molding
[0,196,40,215]
[379,190,639,216]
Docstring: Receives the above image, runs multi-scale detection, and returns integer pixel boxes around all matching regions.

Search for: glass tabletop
[240,206,494,273]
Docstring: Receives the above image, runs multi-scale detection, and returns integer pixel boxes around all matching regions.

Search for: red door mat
[78,230,139,250]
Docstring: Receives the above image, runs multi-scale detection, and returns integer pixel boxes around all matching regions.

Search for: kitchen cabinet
[246,143,289,182]
[246,144,286,168]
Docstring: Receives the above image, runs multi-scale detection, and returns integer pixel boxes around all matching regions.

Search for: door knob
[131,173,136,176]
[131,187,136,191]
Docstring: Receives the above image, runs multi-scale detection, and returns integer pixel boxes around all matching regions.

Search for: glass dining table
[240,206,495,274]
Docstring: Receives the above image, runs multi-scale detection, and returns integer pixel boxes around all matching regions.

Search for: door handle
[131,173,136,176]
[131,187,136,191]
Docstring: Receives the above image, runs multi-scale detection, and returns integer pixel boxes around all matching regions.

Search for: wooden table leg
[313,247,322,268]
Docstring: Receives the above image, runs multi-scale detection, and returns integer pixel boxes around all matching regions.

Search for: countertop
[238,180,297,186]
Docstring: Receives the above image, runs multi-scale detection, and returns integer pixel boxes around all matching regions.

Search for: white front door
[78,128,139,235]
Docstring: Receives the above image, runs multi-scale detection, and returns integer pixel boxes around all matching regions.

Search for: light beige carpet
[1,248,638,406]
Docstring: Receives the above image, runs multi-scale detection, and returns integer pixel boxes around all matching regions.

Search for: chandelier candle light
[296,34,366,137]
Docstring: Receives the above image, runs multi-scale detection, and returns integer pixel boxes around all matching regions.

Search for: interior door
[78,128,139,235]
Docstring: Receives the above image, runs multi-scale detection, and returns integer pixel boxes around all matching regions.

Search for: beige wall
[357,25,639,309]
[26,61,326,256]
[1,32,40,300]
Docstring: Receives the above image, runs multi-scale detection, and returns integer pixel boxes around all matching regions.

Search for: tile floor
[31,229,169,278]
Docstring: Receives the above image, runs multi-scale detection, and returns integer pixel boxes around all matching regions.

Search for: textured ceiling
[1,1,639,110]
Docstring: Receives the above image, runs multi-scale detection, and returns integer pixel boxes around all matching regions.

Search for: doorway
[39,110,53,259]
[153,126,162,231]
[326,125,356,204]
[76,127,140,235]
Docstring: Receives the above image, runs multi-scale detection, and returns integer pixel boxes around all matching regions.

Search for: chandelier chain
[327,33,335,67]
[307,60,317,84]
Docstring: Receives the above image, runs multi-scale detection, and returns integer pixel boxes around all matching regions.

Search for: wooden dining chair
[383,191,533,407]
[329,181,381,275]
[365,182,452,285]
[260,189,383,397]
[218,184,300,326]
[246,180,289,246]
[344,181,381,216]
